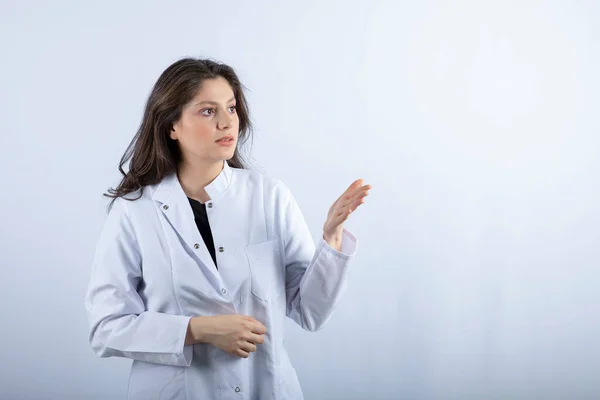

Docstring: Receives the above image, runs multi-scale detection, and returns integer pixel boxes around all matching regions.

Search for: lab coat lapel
[152,173,222,290]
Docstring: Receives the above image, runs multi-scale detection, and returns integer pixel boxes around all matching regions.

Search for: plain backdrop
[1,1,599,399]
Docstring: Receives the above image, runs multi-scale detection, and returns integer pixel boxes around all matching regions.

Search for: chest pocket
[245,239,285,302]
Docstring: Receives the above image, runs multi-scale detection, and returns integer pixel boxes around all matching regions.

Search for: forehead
[192,77,235,102]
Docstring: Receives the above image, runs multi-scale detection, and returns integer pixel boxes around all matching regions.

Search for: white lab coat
[84,161,357,400]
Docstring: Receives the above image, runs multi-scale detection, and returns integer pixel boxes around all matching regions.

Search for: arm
[283,179,370,331]
[84,199,193,366]
[282,185,366,331]
[85,198,267,363]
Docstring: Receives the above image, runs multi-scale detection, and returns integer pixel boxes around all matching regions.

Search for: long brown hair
[104,57,253,210]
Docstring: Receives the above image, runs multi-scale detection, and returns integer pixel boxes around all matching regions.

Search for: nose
[217,112,232,130]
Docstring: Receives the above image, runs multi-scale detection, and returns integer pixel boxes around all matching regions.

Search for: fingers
[234,340,259,358]
[247,332,265,345]
[351,183,372,198]
[250,321,266,335]
[335,188,370,219]
[335,179,364,203]
[342,182,371,202]
[330,196,368,226]
[235,348,250,358]
[339,189,370,212]
[235,334,262,358]
[332,179,371,213]
[242,316,267,334]
[344,179,363,193]
[239,341,257,354]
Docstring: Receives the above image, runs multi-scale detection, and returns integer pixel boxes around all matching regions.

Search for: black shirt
[187,197,217,269]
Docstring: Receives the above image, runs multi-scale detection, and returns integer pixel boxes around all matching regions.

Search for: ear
[169,123,178,140]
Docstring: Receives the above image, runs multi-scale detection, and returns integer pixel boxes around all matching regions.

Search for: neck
[177,158,224,203]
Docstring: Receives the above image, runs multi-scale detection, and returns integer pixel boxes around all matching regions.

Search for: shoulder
[231,166,293,202]
[105,186,155,222]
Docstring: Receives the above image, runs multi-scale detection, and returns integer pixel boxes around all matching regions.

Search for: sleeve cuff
[319,228,357,258]
[178,316,194,367]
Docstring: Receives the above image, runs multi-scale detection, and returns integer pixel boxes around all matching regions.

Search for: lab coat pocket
[245,239,285,302]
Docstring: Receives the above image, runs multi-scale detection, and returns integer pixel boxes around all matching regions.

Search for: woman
[85,57,371,400]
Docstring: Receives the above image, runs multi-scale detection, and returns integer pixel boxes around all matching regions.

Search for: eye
[228,105,237,113]
[201,108,215,116]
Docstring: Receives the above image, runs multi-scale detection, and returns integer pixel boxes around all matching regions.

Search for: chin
[219,152,235,162]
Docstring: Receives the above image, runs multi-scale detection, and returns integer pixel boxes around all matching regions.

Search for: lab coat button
[235,387,241,393]
[207,202,213,208]
[218,246,224,252]
[194,243,200,249]
[221,288,227,294]
[162,205,169,210]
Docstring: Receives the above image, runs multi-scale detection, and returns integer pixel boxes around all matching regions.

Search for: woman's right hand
[187,315,266,358]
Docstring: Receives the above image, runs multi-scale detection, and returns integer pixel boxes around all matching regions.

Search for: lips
[216,135,234,142]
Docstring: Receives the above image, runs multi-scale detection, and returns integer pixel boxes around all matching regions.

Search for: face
[170,77,239,166]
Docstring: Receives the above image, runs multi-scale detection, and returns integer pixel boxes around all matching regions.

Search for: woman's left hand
[323,179,371,251]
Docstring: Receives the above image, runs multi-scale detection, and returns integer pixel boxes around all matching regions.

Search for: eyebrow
[193,97,236,107]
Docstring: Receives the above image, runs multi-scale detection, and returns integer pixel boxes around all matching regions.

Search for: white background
[1,1,598,399]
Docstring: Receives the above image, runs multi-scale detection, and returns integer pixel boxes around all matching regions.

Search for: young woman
[85,57,371,400]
